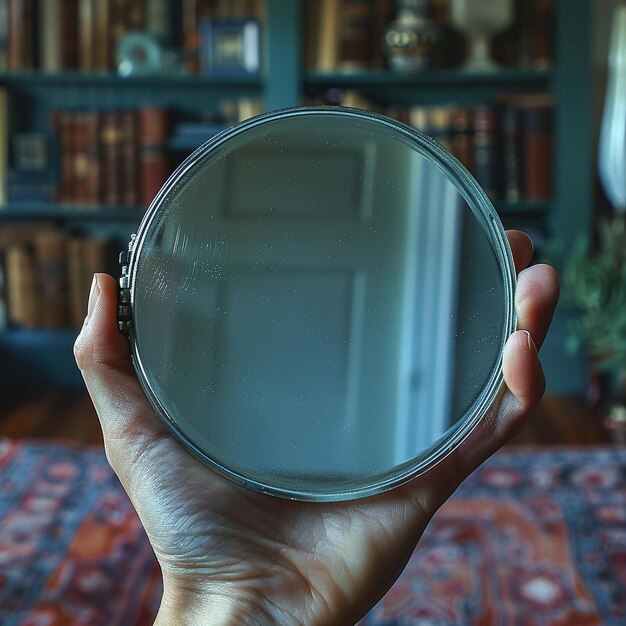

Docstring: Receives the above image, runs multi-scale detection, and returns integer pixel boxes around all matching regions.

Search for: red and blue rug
[0,439,624,625]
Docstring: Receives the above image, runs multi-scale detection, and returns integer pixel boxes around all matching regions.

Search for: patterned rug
[0,440,624,626]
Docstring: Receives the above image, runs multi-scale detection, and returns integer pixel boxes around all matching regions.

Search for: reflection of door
[158,135,462,476]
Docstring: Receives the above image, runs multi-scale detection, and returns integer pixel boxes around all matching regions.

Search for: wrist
[154,576,273,626]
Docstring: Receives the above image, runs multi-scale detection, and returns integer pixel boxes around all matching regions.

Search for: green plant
[557,218,626,377]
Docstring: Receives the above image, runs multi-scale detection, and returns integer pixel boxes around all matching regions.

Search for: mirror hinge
[118,234,135,334]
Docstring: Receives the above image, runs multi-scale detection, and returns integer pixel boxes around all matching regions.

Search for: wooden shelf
[305,68,553,90]
[0,204,146,221]
[0,71,264,89]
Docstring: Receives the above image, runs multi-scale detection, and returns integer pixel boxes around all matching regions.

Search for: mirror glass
[129,107,515,500]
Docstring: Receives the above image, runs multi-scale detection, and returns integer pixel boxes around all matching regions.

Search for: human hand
[74,230,558,626]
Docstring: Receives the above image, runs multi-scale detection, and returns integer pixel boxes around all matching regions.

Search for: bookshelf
[0,0,594,395]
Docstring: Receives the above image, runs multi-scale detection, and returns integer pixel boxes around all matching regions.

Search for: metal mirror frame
[120,106,517,501]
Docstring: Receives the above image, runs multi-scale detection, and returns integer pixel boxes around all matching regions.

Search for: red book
[138,106,169,207]
[523,102,553,201]
[120,110,139,207]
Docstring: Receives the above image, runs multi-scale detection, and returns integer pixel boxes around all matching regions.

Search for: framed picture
[199,19,261,75]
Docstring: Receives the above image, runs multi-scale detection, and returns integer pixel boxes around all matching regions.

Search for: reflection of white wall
[136,123,465,481]
[394,155,462,464]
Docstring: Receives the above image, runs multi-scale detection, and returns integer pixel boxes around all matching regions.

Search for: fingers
[516,264,559,349]
[74,274,169,480]
[405,233,555,514]
[506,230,534,274]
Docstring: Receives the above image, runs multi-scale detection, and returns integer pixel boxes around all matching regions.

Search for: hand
[74,230,558,626]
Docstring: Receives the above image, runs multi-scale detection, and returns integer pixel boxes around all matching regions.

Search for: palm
[126,415,431,624]
[76,231,558,625]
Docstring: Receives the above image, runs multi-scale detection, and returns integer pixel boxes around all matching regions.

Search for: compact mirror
[122,107,516,501]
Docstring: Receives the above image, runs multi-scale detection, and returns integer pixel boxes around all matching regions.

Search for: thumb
[74,273,169,483]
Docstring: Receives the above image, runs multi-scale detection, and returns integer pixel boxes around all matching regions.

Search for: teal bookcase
[0,0,594,394]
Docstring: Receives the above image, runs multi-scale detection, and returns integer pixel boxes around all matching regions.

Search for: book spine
[61,0,80,69]
[0,88,7,205]
[532,0,554,69]
[183,0,199,72]
[79,0,94,71]
[100,110,123,206]
[7,0,25,70]
[54,110,75,205]
[146,0,170,44]
[34,230,68,329]
[92,0,110,70]
[0,0,7,70]
[40,0,61,71]
[428,106,454,154]
[524,103,553,201]
[73,111,91,205]
[317,0,340,71]
[120,109,139,207]
[371,0,391,70]
[139,106,169,208]
[66,236,85,328]
[473,105,499,201]
[84,110,101,206]
[451,107,474,174]
[501,105,524,203]
[6,244,38,328]
[338,0,375,70]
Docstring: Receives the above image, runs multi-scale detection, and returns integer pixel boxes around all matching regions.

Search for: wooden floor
[0,389,614,447]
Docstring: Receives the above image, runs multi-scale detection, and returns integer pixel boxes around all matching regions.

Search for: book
[317,0,340,71]
[61,0,80,69]
[0,0,7,70]
[451,107,474,173]
[338,0,376,70]
[522,98,553,200]
[84,110,101,206]
[93,0,110,69]
[473,105,499,201]
[0,87,8,205]
[139,106,169,207]
[67,234,108,327]
[34,230,68,328]
[501,104,524,203]
[532,0,554,69]
[120,109,139,207]
[100,110,123,206]
[5,244,37,328]
[7,0,34,70]
[79,0,94,70]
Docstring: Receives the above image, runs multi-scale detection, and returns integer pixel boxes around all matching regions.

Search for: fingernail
[523,330,535,354]
[86,274,101,322]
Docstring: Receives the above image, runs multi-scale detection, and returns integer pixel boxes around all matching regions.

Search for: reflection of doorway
[151,133,462,475]
[394,156,462,464]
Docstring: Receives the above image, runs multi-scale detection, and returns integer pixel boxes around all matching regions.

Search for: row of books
[0,95,265,209]
[1,0,263,73]
[0,223,108,330]
[314,90,553,203]
[305,0,554,72]
[53,106,170,208]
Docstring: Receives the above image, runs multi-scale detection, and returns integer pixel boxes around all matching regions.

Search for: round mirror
[124,107,516,501]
